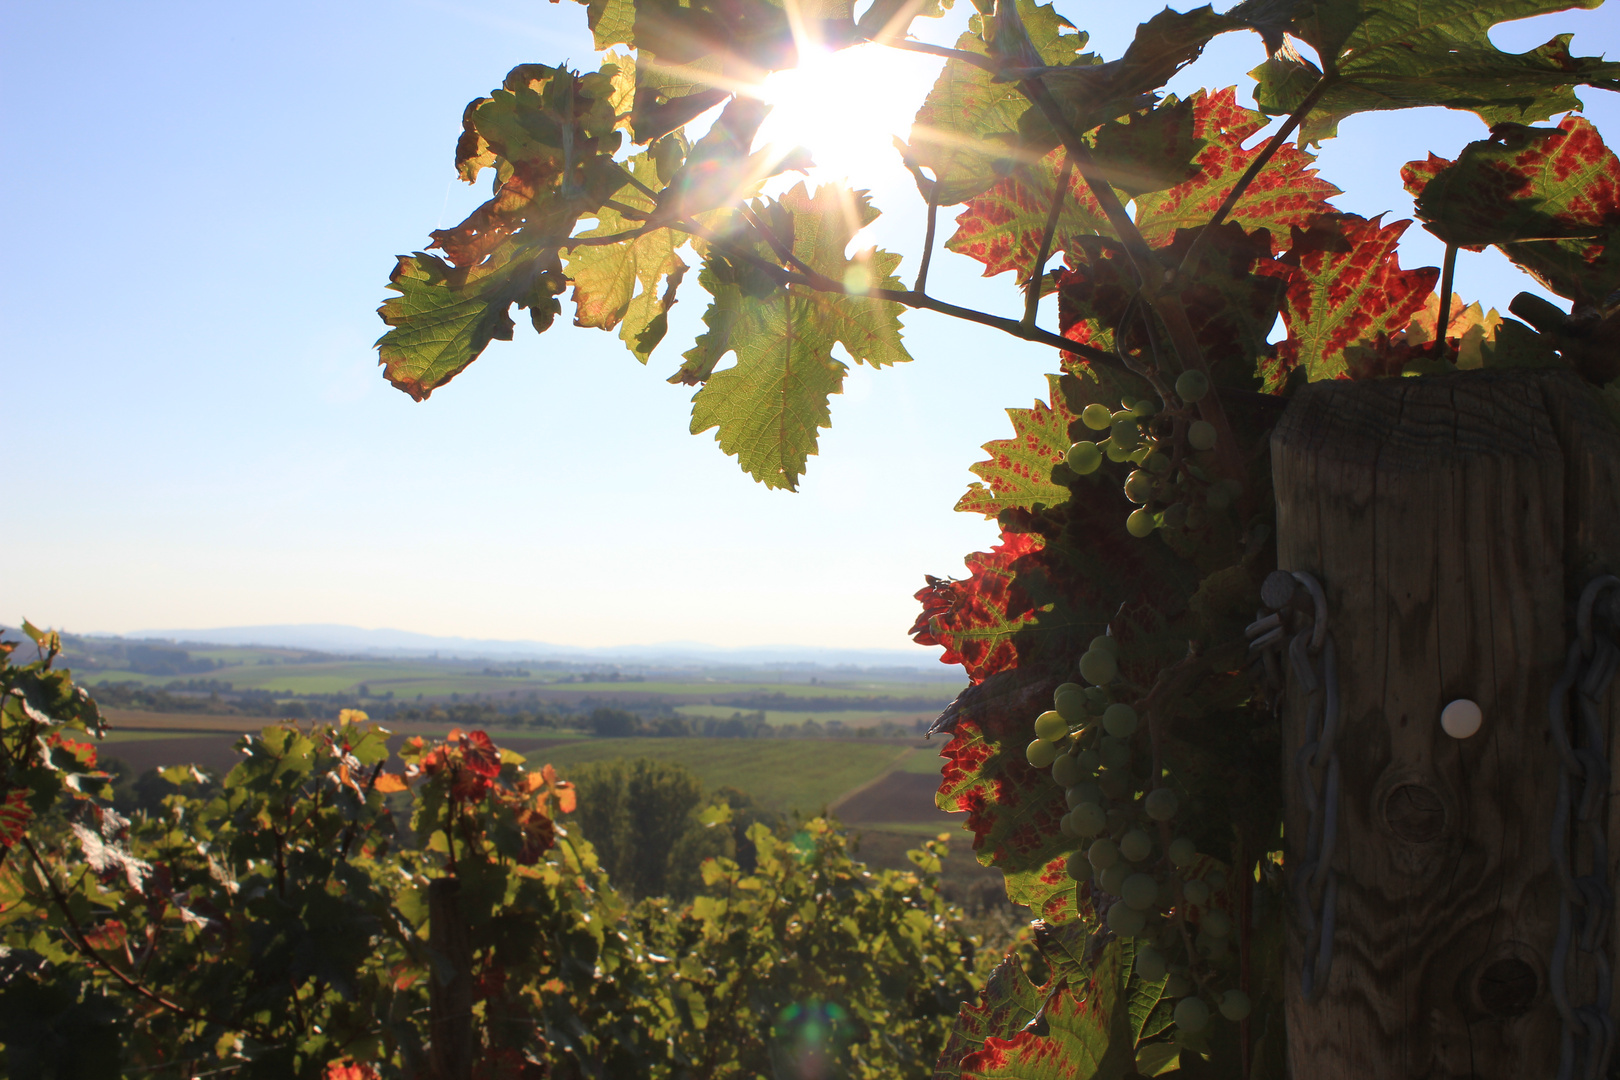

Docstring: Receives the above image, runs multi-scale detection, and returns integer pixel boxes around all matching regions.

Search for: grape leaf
[685,183,910,488]
[913,533,1050,682]
[900,0,1094,206]
[958,939,1135,1080]
[957,374,1085,517]
[1244,0,1620,144]
[564,152,688,361]
[1262,213,1438,382]
[1403,117,1620,305]
[0,788,32,848]
[934,949,1048,1080]
[949,89,1337,280]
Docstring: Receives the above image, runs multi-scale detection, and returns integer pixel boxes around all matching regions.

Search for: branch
[1175,74,1336,280]
[1024,153,1074,328]
[882,38,1001,76]
[1432,242,1458,358]
[915,182,941,294]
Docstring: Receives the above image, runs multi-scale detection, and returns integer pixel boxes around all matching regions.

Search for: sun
[754,43,942,185]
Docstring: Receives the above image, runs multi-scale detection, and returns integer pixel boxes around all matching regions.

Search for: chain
[1248,569,1340,1003]
[1551,575,1620,1080]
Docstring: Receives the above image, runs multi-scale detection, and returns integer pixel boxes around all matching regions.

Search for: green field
[672,704,934,728]
[520,738,914,816]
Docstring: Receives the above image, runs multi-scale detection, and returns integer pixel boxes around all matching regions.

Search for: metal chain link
[1248,569,1340,1003]
[1551,575,1620,1080]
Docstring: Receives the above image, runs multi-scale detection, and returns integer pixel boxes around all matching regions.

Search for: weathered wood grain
[1270,368,1620,1078]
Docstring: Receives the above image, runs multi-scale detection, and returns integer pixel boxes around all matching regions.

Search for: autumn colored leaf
[324,1061,382,1080]
[1248,0,1620,144]
[934,949,1047,1080]
[957,374,1083,517]
[1404,117,1620,305]
[0,788,32,848]
[1263,213,1438,383]
[685,183,910,489]
[900,0,1093,205]
[82,918,128,952]
[372,772,409,794]
[912,533,1051,682]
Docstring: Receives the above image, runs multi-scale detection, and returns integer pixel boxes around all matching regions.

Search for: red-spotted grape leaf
[958,938,1135,1080]
[950,89,1337,280]
[1131,88,1340,248]
[934,949,1048,1080]
[1248,0,1620,145]
[1262,213,1438,384]
[1403,117,1620,305]
[900,0,1093,206]
[913,534,1051,683]
[0,788,32,848]
[684,183,911,489]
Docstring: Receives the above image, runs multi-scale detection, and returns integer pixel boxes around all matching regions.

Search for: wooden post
[1269,368,1620,1077]
[428,877,474,1080]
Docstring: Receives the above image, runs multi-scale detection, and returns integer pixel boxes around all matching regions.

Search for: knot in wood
[1475,957,1539,1018]
[1381,782,1446,843]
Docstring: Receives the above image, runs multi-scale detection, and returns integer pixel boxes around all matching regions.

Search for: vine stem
[1433,242,1459,357]
[1024,153,1073,328]
[915,181,941,294]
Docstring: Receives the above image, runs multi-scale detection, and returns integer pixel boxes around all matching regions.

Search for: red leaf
[0,789,32,849]
[912,532,1047,683]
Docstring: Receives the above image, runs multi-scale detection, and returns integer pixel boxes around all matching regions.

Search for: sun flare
[754,43,942,184]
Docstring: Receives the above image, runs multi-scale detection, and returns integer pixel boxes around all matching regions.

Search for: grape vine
[368,0,1620,1074]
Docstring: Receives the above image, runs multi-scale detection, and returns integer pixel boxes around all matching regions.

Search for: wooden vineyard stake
[428,877,474,1080]
[1269,368,1620,1077]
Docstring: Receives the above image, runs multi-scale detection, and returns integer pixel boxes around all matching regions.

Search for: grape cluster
[1061,374,1240,540]
[1025,633,1250,1035]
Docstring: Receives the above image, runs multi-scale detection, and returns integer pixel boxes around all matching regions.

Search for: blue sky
[4,1,1617,651]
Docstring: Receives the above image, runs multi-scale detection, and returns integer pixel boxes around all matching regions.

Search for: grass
[672,704,935,728]
[897,745,950,773]
[520,738,913,816]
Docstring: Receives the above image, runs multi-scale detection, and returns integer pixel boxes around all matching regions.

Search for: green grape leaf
[957,374,1082,517]
[1263,213,1438,383]
[564,152,688,361]
[934,949,1048,1080]
[1403,116,1620,305]
[1244,0,1620,144]
[957,939,1136,1079]
[684,183,910,488]
[900,0,1094,205]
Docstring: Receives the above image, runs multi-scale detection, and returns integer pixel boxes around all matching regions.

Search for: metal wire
[1551,575,1620,1080]
[1248,569,1340,1003]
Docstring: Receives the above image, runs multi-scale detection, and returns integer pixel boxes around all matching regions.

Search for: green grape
[1100,863,1129,897]
[1122,872,1159,910]
[1111,418,1142,449]
[1102,703,1139,738]
[1161,502,1189,530]
[1081,402,1113,430]
[1034,709,1069,743]
[1182,879,1211,906]
[1066,851,1088,881]
[1088,837,1121,870]
[1051,752,1085,788]
[1136,947,1168,983]
[1065,440,1103,475]
[1144,787,1180,821]
[1188,420,1217,451]
[1060,811,1084,838]
[1107,902,1148,937]
[1078,649,1118,685]
[1120,829,1153,863]
[1129,444,1154,465]
[1054,690,1086,724]
[1026,738,1059,768]
[1069,802,1107,837]
[1074,748,1101,772]
[1219,989,1252,1021]
[1089,635,1119,655]
[1144,451,1171,475]
[1126,507,1157,538]
[1173,997,1211,1033]
[1201,909,1232,938]
[1185,503,1207,529]
[1099,737,1131,771]
[1130,398,1157,419]
[1165,970,1193,998]
[1066,782,1102,808]
[1106,439,1134,462]
[1175,369,1210,403]
[1123,470,1154,504]
[1168,837,1197,867]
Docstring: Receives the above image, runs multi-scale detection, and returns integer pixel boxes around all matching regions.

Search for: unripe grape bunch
[1021,636,1252,1038]
[1061,387,1238,542]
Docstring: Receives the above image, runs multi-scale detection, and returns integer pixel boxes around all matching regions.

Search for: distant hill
[120,623,950,672]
